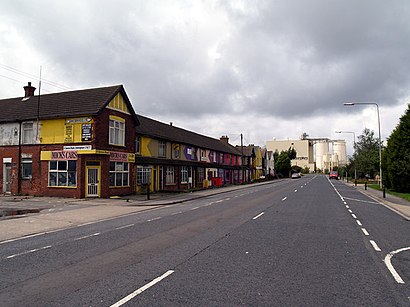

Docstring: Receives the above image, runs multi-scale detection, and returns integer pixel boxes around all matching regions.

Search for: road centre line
[356,220,362,226]
[345,205,349,208]
[171,211,183,215]
[147,217,161,222]
[294,189,298,193]
[384,247,410,284]
[6,245,52,259]
[351,214,357,219]
[361,228,370,236]
[74,232,101,241]
[252,212,265,220]
[282,197,287,201]
[110,270,175,307]
[115,224,134,230]
[348,209,353,213]
[369,240,381,252]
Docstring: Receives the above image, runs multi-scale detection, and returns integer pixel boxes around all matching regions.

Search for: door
[3,163,11,193]
[86,166,100,197]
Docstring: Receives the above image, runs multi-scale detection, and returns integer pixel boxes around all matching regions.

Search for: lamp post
[343,102,382,189]
[335,130,356,182]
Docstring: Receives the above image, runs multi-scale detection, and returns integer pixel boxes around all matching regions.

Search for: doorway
[86,166,100,197]
[3,162,11,193]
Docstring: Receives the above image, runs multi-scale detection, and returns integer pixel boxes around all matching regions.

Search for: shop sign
[82,123,92,141]
[51,150,78,160]
[64,145,92,150]
[110,151,135,163]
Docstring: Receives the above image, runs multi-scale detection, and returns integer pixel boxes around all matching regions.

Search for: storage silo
[315,141,329,171]
[333,140,347,166]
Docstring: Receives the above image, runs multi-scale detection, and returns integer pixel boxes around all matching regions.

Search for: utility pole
[241,133,244,184]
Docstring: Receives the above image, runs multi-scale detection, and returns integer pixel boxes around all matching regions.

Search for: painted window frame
[135,136,141,154]
[48,160,77,187]
[136,166,151,185]
[109,162,129,187]
[21,157,33,179]
[109,118,125,146]
[22,122,34,144]
[180,166,188,183]
[165,166,174,185]
[158,141,166,157]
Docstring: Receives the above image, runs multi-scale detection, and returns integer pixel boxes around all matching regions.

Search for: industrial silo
[333,140,347,166]
[315,141,329,171]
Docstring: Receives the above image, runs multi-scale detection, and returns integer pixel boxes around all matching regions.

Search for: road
[0,175,409,306]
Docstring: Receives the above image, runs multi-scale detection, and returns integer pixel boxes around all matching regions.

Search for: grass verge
[368,184,410,202]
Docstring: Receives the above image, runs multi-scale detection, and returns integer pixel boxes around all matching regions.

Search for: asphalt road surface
[0,175,409,306]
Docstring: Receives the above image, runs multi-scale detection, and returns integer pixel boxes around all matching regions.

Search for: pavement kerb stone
[342,181,410,221]
[0,180,281,243]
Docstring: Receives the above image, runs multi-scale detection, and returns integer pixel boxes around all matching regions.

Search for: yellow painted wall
[40,118,93,144]
[107,93,130,114]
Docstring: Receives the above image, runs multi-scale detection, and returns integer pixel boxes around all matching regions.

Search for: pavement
[0,178,408,243]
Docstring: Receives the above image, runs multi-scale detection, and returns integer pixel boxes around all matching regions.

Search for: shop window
[22,122,34,144]
[109,119,125,146]
[180,166,188,183]
[166,167,174,184]
[109,162,129,187]
[137,167,151,185]
[49,160,76,187]
[22,158,32,179]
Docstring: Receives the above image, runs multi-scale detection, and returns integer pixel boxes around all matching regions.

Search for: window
[22,158,32,179]
[22,122,34,144]
[180,166,188,183]
[136,136,141,154]
[173,144,180,159]
[198,167,204,182]
[109,162,129,186]
[137,167,150,184]
[166,167,174,184]
[159,141,166,157]
[109,119,125,146]
[49,160,76,187]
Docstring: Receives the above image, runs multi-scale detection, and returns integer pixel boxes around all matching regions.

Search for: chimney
[220,135,229,143]
[23,82,36,97]
[170,122,173,126]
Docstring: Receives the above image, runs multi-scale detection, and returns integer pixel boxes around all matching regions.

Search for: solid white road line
[252,212,265,220]
[6,245,52,259]
[361,228,369,236]
[74,232,101,241]
[369,240,381,252]
[384,247,410,284]
[110,270,175,307]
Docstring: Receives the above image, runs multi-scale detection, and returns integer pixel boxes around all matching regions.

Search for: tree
[275,147,297,177]
[383,104,410,192]
[353,128,381,179]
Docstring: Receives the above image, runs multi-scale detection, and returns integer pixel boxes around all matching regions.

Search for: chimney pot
[23,82,36,97]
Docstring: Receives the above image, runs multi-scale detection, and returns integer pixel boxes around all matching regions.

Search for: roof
[136,115,241,155]
[236,145,256,157]
[0,84,139,124]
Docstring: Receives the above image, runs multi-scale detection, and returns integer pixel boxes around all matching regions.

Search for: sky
[1,0,409,156]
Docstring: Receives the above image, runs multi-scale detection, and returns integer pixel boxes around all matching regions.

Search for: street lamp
[343,102,382,189]
[335,130,356,181]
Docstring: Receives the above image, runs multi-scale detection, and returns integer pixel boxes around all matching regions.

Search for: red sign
[51,151,78,160]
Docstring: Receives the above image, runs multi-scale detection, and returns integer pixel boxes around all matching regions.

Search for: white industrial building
[266,133,347,173]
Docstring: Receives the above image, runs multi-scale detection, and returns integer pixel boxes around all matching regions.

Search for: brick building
[0,83,138,198]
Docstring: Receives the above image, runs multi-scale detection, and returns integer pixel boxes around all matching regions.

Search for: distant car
[291,172,301,179]
[329,171,338,179]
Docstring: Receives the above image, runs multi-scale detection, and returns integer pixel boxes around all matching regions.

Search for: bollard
[147,184,150,200]
[355,179,357,187]
[383,186,386,198]
[365,183,367,190]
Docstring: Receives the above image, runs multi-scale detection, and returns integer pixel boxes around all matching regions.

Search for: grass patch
[368,184,410,202]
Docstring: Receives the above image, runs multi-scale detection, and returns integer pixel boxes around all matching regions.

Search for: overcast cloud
[1,0,409,154]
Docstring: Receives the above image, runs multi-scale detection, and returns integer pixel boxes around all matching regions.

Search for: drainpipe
[17,121,22,195]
